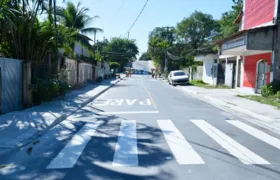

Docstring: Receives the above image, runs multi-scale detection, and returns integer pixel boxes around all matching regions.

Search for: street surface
[1,75,280,180]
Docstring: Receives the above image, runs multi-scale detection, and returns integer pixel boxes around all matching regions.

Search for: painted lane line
[227,120,280,150]
[144,87,157,109]
[191,120,270,165]
[98,111,159,115]
[113,120,138,166]
[157,120,205,165]
[47,122,101,169]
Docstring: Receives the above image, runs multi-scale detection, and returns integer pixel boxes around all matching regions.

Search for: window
[174,72,186,76]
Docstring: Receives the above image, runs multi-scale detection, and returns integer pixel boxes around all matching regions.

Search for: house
[217,0,280,94]
[196,0,279,93]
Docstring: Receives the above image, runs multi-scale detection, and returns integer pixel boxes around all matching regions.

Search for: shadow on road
[1,107,174,180]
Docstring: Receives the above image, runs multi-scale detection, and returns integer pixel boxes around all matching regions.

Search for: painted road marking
[144,87,157,109]
[93,99,152,106]
[191,120,270,165]
[113,120,138,166]
[98,111,159,115]
[47,122,101,169]
[228,120,280,150]
[157,120,205,164]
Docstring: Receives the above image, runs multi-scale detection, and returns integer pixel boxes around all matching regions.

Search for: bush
[275,91,280,98]
[96,76,103,83]
[261,83,274,97]
[33,77,70,104]
[59,80,70,96]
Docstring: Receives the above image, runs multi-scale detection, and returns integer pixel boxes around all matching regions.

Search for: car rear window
[174,72,186,76]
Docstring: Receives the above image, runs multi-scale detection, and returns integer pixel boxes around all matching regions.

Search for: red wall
[243,53,272,88]
[243,0,276,30]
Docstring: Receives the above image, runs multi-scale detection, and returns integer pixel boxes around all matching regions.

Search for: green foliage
[238,95,280,109]
[261,83,274,97]
[104,37,139,70]
[96,76,103,83]
[139,52,151,60]
[110,62,120,70]
[57,1,103,55]
[176,11,220,48]
[33,77,70,104]
[219,0,243,38]
[275,91,280,98]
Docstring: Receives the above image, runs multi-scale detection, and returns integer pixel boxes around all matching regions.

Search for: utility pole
[163,26,174,78]
[128,32,130,39]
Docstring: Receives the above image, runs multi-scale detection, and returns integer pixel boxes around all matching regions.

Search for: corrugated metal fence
[0,58,23,113]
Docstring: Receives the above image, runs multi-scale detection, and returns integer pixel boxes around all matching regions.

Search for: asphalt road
[1,75,280,180]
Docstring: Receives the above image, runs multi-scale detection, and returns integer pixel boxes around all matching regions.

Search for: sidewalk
[179,85,280,135]
[0,77,122,156]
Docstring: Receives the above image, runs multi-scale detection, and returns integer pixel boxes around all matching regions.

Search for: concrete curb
[180,86,280,135]
[0,79,121,160]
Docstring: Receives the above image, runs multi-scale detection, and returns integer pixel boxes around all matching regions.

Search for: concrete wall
[78,62,92,85]
[65,58,78,87]
[247,26,274,51]
[202,59,216,85]
[65,57,92,87]
[193,66,203,80]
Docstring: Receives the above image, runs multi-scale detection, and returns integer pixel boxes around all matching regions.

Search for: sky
[60,0,235,55]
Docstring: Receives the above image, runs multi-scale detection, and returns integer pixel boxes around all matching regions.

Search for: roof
[214,30,247,45]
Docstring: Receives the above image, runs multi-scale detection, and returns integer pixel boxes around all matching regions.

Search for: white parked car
[168,70,189,86]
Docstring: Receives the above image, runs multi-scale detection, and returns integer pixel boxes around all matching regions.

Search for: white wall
[225,63,234,87]
[74,42,90,58]
[203,59,216,85]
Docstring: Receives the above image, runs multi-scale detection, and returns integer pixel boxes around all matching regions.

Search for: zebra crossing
[47,119,280,169]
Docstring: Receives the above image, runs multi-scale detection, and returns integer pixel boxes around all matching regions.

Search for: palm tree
[57,1,103,51]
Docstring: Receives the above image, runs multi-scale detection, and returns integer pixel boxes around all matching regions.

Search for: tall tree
[139,52,151,60]
[219,0,243,37]
[176,11,220,50]
[57,1,103,50]
[104,37,139,70]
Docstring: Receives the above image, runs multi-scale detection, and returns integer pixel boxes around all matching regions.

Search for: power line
[111,0,127,21]
[123,0,150,38]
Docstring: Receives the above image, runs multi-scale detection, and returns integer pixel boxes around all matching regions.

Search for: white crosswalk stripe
[157,120,205,164]
[191,120,270,165]
[112,120,138,166]
[46,119,280,169]
[227,120,280,150]
[47,122,101,169]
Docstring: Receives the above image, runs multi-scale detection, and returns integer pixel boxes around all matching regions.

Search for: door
[217,63,225,85]
[232,62,236,88]
[256,60,268,93]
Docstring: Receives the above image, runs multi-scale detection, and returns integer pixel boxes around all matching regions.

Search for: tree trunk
[23,61,32,107]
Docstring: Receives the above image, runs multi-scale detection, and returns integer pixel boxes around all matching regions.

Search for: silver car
[168,70,189,86]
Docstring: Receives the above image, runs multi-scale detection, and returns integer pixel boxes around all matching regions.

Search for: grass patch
[237,95,280,109]
[190,80,231,89]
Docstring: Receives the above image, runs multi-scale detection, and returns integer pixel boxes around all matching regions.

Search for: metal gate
[217,63,225,85]
[256,60,268,93]
[0,58,23,113]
